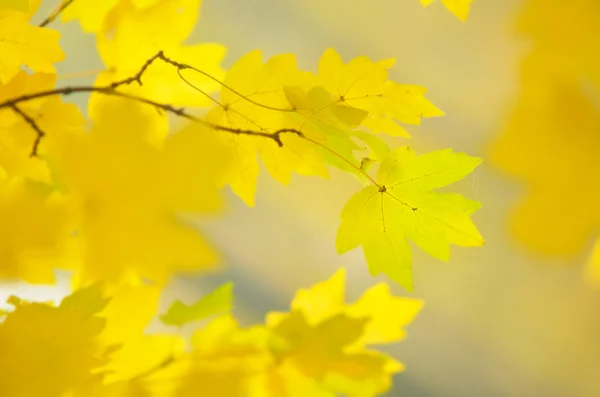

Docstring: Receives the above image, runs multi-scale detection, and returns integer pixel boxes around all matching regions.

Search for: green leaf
[160,282,234,326]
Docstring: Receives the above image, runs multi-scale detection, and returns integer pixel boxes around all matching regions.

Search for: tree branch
[0,51,303,156]
[39,0,75,27]
[9,104,45,157]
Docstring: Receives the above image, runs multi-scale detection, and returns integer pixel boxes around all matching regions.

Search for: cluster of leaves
[0,270,422,397]
[0,0,483,395]
[489,0,600,280]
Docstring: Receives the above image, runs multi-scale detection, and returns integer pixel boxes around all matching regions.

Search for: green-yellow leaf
[160,282,234,326]
[336,146,484,290]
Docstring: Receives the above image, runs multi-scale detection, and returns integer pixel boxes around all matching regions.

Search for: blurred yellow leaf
[0,71,86,182]
[48,96,227,284]
[490,55,600,255]
[0,9,64,83]
[0,284,111,397]
[0,176,77,283]
[95,0,226,109]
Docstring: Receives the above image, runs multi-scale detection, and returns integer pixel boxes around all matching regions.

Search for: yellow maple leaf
[269,268,422,345]
[337,146,484,290]
[317,48,444,137]
[265,312,400,397]
[47,96,228,283]
[95,0,226,108]
[0,284,111,397]
[0,9,64,84]
[95,281,185,384]
[0,176,78,283]
[0,71,87,182]
[258,269,419,396]
[207,50,328,206]
[420,0,473,21]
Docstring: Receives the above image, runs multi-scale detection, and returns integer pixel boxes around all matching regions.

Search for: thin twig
[9,104,45,157]
[39,0,75,27]
[0,52,302,155]
[1,51,378,188]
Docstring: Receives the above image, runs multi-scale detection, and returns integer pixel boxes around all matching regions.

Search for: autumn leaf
[160,282,234,326]
[337,146,484,290]
[0,284,111,397]
[95,0,226,109]
[317,48,444,138]
[0,71,86,182]
[0,176,78,283]
[420,0,474,21]
[47,96,228,284]
[0,9,64,83]
[490,53,600,256]
[259,268,420,396]
[207,50,328,206]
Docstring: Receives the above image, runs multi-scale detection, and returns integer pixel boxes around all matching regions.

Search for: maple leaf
[0,176,78,283]
[0,284,111,397]
[94,0,226,109]
[161,282,233,327]
[337,146,484,290]
[273,268,423,346]
[146,315,271,397]
[94,281,185,385]
[420,0,473,21]
[259,268,419,397]
[0,9,64,84]
[0,71,86,182]
[47,96,228,283]
[207,50,328,206]
[317,48,444,138]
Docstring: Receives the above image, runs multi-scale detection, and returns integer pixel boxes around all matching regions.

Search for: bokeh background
[2,1,600,396]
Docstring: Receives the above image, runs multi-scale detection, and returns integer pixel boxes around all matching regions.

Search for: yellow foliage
[47,96,227,284]
[0,176,77,283]
[0,9,64,83]
[0,71,86,182]
[0,284,111,397]
[490,0,600,264]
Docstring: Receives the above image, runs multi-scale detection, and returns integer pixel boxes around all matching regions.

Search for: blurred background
[2,1,600,396]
